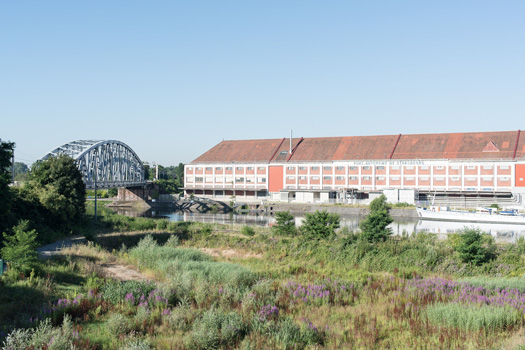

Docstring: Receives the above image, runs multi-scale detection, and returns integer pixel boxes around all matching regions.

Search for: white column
[494,163,498,190]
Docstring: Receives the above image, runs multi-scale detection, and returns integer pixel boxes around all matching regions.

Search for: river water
[91,206,525,243]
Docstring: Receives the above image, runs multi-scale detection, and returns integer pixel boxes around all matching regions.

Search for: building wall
[185,160,520,200]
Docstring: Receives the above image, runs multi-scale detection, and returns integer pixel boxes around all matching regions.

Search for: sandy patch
[200,248,262,259]
[101,263,147,281]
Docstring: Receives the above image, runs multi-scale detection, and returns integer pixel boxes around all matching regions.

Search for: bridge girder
[42,140,146,189]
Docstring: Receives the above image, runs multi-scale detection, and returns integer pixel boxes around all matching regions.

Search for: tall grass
[459,276,525,292]
[128,235,258,288]
[426,303,524,330]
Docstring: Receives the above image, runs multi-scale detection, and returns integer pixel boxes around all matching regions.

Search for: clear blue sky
[2,1,524,165]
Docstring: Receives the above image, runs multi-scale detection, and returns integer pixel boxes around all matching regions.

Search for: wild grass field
[3,212,525,349]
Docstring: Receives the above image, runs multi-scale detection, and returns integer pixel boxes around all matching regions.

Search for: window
[376,176,385,180]
[311,166,319,170]
[287,176,295,180]
[205,176,213,182]
[235,177,244,183]
[226,167,233,171]
[500,177,509,181]
[299,166,306,170]
[258,167,265,171]
[377,166,385,170]
[451,177,459,181]
[363,176,371,180]
[435,176,444,181]
[363,166,371,170]
[323,176,332,180]
[391,166,400,170]
[215,167,222,171]
[483,165,493,170]
[405,166,414,170]
[500,165,509,170]
[260,178,267,183]
[324,166,332,171]
[466,177,476,182]
[236,167,243,171]
[215,190,224,196]
[246,178,253,183]
[390,176,399,181]
[482,177,492,181]
[450,165,460,170]
[206,167,212,171]
[420,176,429,181]
[187,167,193,171]
[467,165,476,170]
[300,176,307,180]
[214,177,223,182]
[312,176,319,180]
[349,166,357,170]
[186,177,194,182]
[247,167,253,170]
[405,176,414,181]
[336,166,344,170]
[350,176,358,180]
[336,176,344,180]
[435,166,444,170]
[195,177,203,182]
[197,167,202,170]
[287,166,294,170]
[420,166,429,170]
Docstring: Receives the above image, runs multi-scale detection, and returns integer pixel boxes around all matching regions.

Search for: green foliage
[241,225,255,237]
[155,178,180,194]
[1,220,38,273]
[102,280,156,305]
[187,309,247,349]
[108,187,118,197]
[360,194,393,243]
[459,276,525,291]
[455,228,495,265]
[0,139,15,234]
[106,313,131,337]
[426,303,523,330]
[300,210,340,239]
[25,154,86,232]
[272,211,296,236]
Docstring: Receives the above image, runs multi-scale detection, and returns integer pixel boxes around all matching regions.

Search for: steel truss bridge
[42,140,146,189]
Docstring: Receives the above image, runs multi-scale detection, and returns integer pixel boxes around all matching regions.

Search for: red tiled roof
[191,131,523,163]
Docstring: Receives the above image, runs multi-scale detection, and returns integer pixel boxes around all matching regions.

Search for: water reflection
[92,206,524,243]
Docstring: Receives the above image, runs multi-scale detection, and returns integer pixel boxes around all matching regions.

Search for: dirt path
[38,236,148,282]
[100,263,147,281]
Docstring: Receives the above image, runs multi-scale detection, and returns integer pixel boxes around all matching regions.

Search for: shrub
[187,309,246,349]
[300,210,340,239]
[272,211,296,236]
[165,235,180,248]
[1,220,38,273]
[106,313,131,337]
[200,223,213,235]
[121,338,152,350]
[359,194,393,243]
[241,225,255,237]
[455,228,494,265]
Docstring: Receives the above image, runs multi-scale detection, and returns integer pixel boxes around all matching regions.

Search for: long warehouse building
[184,130,525,204]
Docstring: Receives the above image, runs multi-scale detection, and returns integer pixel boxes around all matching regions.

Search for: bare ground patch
[200,247,263,259]
[100,263,147,281]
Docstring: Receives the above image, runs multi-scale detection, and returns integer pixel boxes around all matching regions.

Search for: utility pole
[11,153,14,184]
[94,150,98,224]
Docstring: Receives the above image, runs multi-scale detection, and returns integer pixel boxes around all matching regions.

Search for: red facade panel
[269,166,284,192]
[515,164,525,187]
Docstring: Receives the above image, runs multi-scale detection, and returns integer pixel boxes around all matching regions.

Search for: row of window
[189,177,267,183]
[188,166,266,171]
[189,165,512,172]
[285,175,510,181]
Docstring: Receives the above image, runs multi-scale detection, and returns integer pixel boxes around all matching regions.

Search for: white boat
[416,206,525,225]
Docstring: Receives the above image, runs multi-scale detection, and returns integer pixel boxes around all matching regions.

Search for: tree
[300,210,340,239]
[155,178,180,194]
[0,139,15,234]
[272,211,296,236]
[455,228,494,265]
[25,155,86,231]
[360,194,394,242]
[12,162,29,182]
[1,220,38,273]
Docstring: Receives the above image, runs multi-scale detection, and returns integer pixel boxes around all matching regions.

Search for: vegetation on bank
[4,202,525,348]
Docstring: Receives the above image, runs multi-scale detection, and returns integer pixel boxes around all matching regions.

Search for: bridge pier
[118,183,160,201]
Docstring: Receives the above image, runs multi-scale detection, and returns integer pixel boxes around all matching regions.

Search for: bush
[359,194,393,243]
[106,313,131,337]
[187,309,247,349]
[272,211,296,236]
[1,220,38,273]
[300,210,340,239]
[455,228,494,265]
[241,225,255,237]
